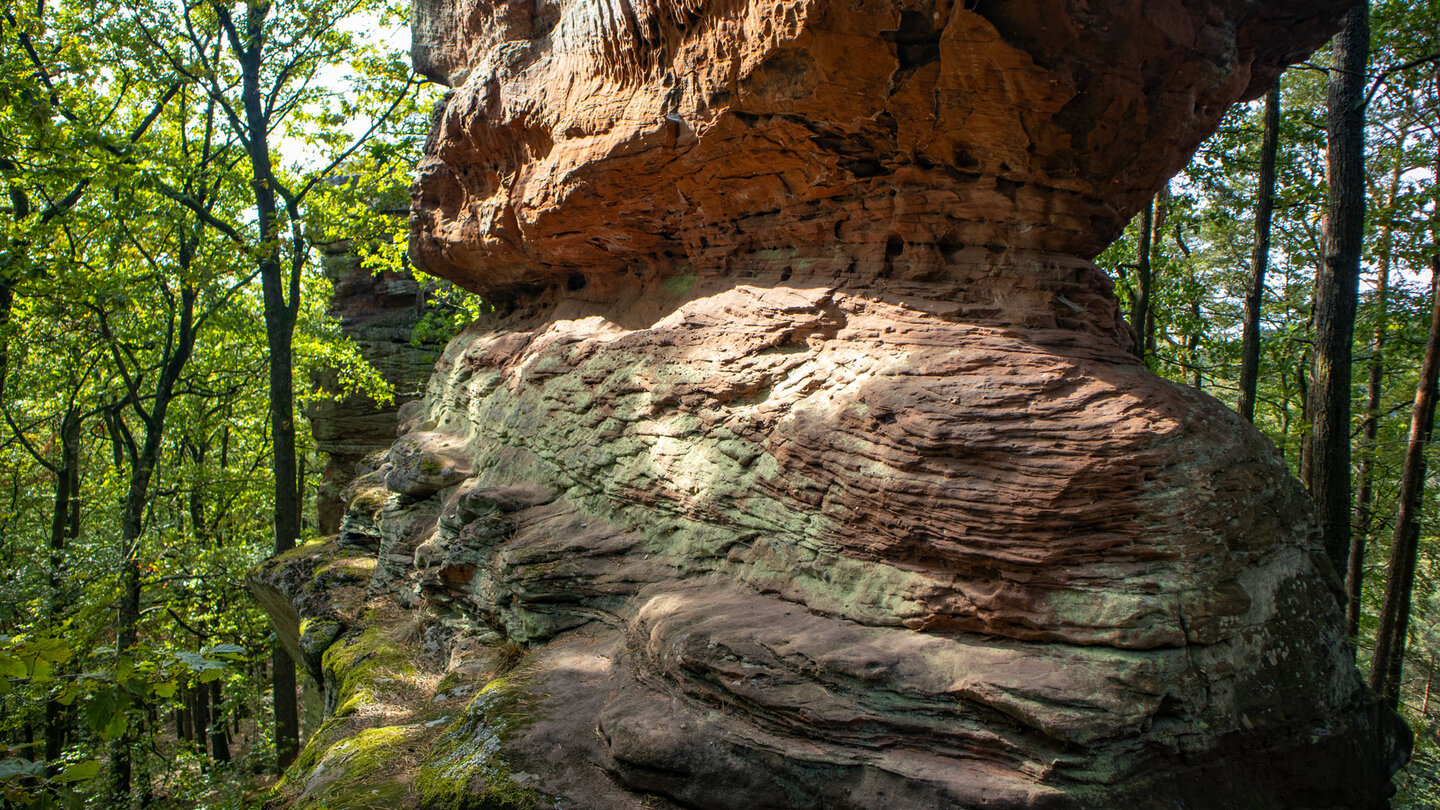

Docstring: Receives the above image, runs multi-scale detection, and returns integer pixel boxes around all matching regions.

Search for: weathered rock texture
[258,0,1410,807]
[309,238,447,534]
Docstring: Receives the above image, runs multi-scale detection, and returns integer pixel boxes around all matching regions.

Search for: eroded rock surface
[308,238,447,533]
[257,0,1409,807]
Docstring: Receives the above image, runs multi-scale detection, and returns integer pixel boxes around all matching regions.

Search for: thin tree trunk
[0,280,11,406]
[209,680,230,763]
[191,682,209,760]
[1424,652,1435,718]
[1370,255,1440,707]
[1307,2,1369,577]
[1188,295,1202,388]
[1350,159,1404,637]
[106,279,197,799]
[1298,355,1312,483]
[268,331,301,770]
[1147,188,1169,357]
[230,1,303,767]
[43,410,80,767]
[1239,84,1281,422]
[1132,197,1155,359]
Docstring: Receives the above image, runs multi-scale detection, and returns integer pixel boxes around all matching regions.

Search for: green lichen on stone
[415,677,552,810]
[312,554,377,586]
[300,619,346,672]
[293,723,423,809]
[349,484,393,515]
[267,535,332,568]
[323,617,421,718]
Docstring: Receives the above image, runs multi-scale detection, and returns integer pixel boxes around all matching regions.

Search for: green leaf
[204,643,246,657]
[0,758,43,780]
[152,681,177,699]
[54,760,101,783]
[0,653,26,680]
[85,686,131,740]
[174,651,225,672]
[101,710,128,742]
[30,637,72,664]
[55,682,83,706]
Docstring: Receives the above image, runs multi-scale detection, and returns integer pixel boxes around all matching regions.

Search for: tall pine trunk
[1370,256,1440,707]
[1350,159,1404,637]
[1307,2,1369,577]
[1239,84,1281,422]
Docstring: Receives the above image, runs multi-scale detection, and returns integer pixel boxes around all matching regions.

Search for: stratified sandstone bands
[409,0,1351,299]
[252,0,1408,807]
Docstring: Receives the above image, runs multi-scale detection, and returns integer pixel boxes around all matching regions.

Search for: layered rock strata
[308,238,447,534]
[256,0,1410,807]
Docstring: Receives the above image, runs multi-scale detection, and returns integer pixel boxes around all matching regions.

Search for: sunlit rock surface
[256,0,1409,806]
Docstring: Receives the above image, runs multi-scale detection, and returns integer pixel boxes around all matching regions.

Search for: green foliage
[1,0,435,800]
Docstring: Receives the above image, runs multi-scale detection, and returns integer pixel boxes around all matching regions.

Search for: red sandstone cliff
[253,1,1409,807]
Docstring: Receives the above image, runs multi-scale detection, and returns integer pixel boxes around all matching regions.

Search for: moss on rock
[415,678,552,810]
[323,615,422,718]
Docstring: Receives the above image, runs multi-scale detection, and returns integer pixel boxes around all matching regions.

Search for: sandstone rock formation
[255,0,1411,807]
[308,236,447,534]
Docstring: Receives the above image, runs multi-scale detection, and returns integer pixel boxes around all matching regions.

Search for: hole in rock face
[885,235,905,259]
[939,235,966,262]
[995,176,1025,199]
[881,10,941,70]
[841,158,888,178]
[952,145,981,171]
[780,267,793,282]
[567,273,587,291]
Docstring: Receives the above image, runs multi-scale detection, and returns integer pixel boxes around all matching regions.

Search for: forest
[0,0,1438,807]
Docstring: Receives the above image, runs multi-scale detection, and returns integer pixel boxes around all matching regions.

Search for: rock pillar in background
[308,239,447,534]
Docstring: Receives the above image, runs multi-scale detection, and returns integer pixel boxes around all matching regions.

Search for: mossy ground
[414,677,550,810]
[267,578,551,810]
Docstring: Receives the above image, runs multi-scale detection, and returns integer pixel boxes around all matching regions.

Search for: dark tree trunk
[230,0,303,768]
[1307,2,1369,577]
[191,683,209,759]
[1131,197,1155,359]
[209,680,230,763]
[1370,256,1440,707]
[0,279,11,406]
[1350,159,1404,637]
[106,279,197,800]
[1239,84,1281,423]
[43,410,81,767]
